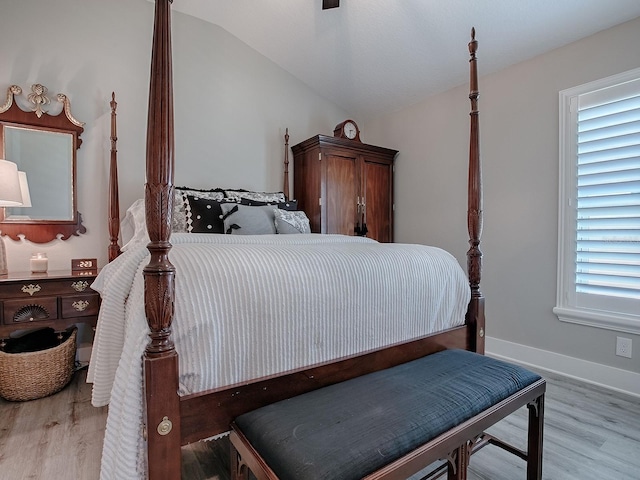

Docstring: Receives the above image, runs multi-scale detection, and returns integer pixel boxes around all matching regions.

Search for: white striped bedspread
[88,233,471,480]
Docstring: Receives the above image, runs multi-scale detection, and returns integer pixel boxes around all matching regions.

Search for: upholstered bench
[229,349,546,480]
[231,350,546,480]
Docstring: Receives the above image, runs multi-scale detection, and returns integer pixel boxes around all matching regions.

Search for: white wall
[366,18,640,384]
[0,0,349,272]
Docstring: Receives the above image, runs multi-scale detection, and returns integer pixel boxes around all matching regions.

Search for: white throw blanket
[89,233,470,479]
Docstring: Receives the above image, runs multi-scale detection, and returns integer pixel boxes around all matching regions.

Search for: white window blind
[555,69,640,334]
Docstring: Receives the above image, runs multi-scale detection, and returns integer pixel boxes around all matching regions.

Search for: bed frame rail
[180,326,469,444]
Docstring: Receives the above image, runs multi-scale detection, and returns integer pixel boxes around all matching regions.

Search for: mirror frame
[0,84,85,243]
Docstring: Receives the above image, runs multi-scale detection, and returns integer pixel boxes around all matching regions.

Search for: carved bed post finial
[108,92,121,262]
[284,128,290,200]
[466,28,485,353]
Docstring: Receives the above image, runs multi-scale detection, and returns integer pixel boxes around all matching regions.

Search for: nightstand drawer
[0,279,95,298]
[2,296,59,325]
[61,294,100,318]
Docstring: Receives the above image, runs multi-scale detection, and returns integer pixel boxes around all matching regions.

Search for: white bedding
[89,233,470,480]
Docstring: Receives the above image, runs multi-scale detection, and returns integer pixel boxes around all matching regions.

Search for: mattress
[89,233,470,479]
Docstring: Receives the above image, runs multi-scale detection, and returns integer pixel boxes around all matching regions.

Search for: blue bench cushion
[235,349,542,480]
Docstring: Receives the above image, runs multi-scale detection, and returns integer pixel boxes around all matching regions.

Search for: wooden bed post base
[466,296,485,354]
[144,352,181,480]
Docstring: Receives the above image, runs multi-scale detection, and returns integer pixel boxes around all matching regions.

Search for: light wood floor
[0,366,638,479]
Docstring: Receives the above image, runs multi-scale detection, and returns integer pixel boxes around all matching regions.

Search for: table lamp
[17,171,32,208]
[0,159,29,275]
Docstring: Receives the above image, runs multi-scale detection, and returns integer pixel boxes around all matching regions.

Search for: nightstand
[0,270,100,341]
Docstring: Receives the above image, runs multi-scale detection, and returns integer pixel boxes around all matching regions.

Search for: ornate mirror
[0,84,86,243]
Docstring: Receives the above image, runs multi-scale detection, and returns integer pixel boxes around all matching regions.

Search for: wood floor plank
[0,365,637,479]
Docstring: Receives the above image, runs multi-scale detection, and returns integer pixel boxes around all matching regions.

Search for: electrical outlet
[616,337,632,358]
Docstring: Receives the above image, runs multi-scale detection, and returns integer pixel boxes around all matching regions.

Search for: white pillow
[120,199,149,251]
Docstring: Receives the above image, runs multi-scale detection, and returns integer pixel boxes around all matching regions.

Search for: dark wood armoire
[291,134,398,243]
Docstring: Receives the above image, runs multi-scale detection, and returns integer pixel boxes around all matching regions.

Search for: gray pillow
[274,210,311,234]
[220,203,277,235]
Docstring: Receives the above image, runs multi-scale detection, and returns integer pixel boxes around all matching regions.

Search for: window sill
[554,306,640,335]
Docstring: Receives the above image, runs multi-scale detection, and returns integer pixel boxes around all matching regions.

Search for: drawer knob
[71,280,89,292]
[21,284,41,296]
[72,300,90,312]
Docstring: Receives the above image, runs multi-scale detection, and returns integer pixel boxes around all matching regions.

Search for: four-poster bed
[92,1,485,478]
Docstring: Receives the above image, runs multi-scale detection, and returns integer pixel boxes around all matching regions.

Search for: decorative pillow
[185,195,237,233]
[173,187,226,233]
[240,198,298,211]
[120,198,149,251]
[220,203,277,235]
[176,186,226,198]
[224,189,285,204]
[274,209,311,234]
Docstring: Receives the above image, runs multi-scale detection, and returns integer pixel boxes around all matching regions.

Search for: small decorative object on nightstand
[30,253,48,273]
[0,269,100,342]
[71,258,97,276]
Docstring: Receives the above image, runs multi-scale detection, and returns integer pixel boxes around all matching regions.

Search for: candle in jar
[30,253,48,273]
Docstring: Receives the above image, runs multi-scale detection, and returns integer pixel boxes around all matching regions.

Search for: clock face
[344,122,357,139]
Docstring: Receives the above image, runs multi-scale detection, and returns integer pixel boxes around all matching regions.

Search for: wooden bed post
[143,0,181,478]
[108,92,121,262]
[283,128,290,200]
[466,28,485,354]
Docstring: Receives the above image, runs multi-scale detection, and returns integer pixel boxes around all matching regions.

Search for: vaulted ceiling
[171,0,640,117]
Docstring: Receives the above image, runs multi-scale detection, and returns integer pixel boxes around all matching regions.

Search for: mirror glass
[3,125,74,220]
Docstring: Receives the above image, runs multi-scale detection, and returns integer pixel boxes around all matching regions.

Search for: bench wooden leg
[527,393,545,480]
[447,441,470,480]
[230,439,250,480]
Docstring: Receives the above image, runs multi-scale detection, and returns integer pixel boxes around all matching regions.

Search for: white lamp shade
[17,171,32,207]
[0,159,23,206]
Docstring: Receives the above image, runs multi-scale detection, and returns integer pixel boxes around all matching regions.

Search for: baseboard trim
[486,336,640,399]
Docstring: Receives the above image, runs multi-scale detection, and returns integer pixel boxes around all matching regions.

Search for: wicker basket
[0,328,77,402]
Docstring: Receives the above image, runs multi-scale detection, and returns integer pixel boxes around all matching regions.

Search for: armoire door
[363,159,393,243]
[325,153,358,235]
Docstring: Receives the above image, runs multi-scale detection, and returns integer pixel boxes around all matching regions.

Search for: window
[555,68,640,334]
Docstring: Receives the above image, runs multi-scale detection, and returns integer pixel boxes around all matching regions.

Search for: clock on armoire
[291,126,398,243]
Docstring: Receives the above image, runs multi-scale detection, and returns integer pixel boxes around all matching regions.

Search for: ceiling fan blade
[322,0,340,9]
